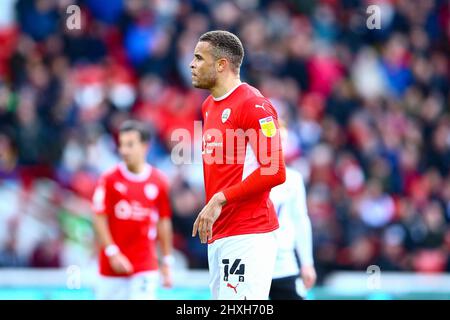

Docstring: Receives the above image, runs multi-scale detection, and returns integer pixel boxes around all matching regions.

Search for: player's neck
[210,76,241,99]
[125,162,146,174]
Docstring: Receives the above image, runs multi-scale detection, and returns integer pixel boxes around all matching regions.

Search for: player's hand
[301,265,317,289]
[192,192,226,244]
[160,264,173,288]
[109,253,134,275]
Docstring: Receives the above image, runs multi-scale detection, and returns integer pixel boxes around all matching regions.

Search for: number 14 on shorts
[222,259,245,282]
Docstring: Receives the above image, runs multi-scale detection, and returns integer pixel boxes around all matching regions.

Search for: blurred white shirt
[270,167,314,279]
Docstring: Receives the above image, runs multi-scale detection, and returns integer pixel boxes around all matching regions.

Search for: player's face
[118,131,147,167]
[190,41,218,89]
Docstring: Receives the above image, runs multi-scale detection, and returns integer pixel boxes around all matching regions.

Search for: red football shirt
[92,163,171,277]
[202,82,285,243]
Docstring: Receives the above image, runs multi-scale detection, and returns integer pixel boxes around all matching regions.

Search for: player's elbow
[270,149,286,187]
[269,164,285,189]
[275,164,286,186]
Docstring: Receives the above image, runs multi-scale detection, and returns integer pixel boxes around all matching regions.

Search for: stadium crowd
[0,0,449,282]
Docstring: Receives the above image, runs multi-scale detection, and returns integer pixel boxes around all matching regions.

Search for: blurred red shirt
[92,163,171,277]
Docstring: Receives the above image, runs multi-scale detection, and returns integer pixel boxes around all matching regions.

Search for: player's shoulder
[98,165,120,183]
[149,166,170,187]
[239,84,277,115]
[240,83,268,102]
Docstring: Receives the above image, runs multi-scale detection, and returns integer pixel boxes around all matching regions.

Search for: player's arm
[93,214,115,251]
[291,173,316,289]
[157,218,173,287]
[221,97,286,202]
[92,179,133,274]
[93,213,134,275]
[156,176,174,287]
[157,218,173,259]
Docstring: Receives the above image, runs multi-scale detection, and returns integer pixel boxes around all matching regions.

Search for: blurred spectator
[376,224,409,271]
[0,234,27,268]
[0,128,19,179]
[29,236,62,268]
[16,0,59,42]
[357,179,395,229]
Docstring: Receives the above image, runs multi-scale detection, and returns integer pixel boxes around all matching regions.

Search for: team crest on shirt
[114,182,127,194]
[221,108,231,123]
[259,116,277,137]
[144,183,159,200]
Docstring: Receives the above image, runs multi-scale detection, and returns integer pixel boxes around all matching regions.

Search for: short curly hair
[199,30,244,73]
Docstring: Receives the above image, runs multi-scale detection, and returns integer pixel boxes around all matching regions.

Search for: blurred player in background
[190,30,286,299]
[270,124,316,300]
[92,120,174,300]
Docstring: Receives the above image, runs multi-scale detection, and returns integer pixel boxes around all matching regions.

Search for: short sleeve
[156,175,172,219]
[238,97,283,165]
[92,176,109,215]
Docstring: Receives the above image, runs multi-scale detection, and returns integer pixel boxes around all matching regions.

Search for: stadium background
[0,0,449,299]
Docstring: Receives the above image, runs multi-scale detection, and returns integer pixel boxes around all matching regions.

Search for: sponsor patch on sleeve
[259,116,277,137]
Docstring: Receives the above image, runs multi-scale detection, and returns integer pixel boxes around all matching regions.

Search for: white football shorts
[208,232,277,300]
[96,270,159,300]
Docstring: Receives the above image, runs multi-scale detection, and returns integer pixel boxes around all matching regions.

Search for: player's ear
[217,58,227,72]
